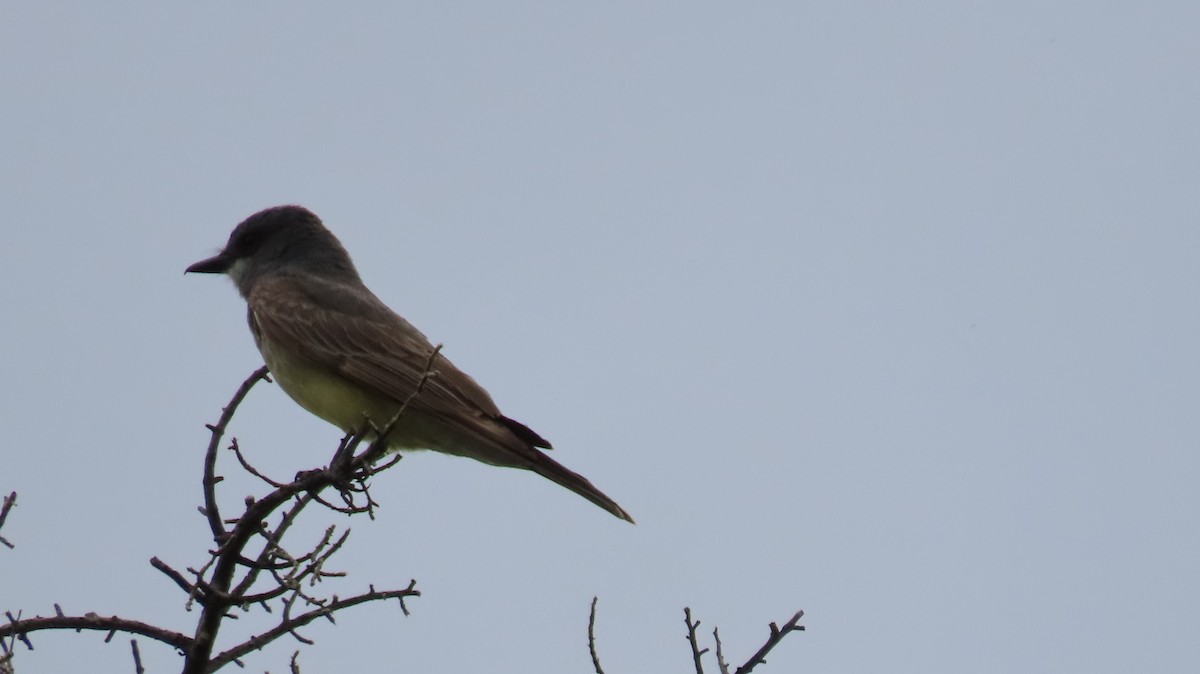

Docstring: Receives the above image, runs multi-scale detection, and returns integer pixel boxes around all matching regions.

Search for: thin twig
[684,607,708,674]
[588,597,606,674]
[202,366,271,541]
[0,492,17,549]
[130,638,145,674]
[149,557,204,601]
[734,610,805,674]
[229,437,288,488]
[714,626,731,674]
[0,640,13,674]
[279,589,316,645]
[230,493,316,598]
[3,612,31,651]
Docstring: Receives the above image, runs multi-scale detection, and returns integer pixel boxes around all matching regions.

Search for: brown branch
[295,527,351,585]
[5,357,428,672]
[201,367,271,541]
[734,611,805,674]
[184,465,345,672]
[588,596,606,674]
[150,557,204,600]
[1,614,16,674]
[229,493,316,599]
[0,613,192,652]
[3,612,31,652]
[181,355,435,674]
[0,492,16,549]
[684,607,708,674]
[241,527,351,607]
[229,437,289,489]
[208,582,419,669]
[278,589,317,646]
[713,627,731,674]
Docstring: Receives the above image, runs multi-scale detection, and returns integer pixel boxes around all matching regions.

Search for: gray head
[186,205,362,296]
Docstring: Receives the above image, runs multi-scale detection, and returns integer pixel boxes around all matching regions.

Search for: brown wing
[247,274,549,448]
[245,274,634,522]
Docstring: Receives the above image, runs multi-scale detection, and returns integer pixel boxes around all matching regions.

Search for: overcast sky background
[3,3,1198,673]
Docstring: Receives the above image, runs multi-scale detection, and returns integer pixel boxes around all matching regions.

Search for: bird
[186,205,633,522]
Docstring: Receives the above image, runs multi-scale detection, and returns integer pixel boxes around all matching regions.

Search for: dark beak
[185,253,232,274]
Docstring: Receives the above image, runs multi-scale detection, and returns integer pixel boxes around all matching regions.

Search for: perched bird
[187,205,633,522]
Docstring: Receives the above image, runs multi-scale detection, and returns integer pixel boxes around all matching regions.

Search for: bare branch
[588,597,606,674]
[229,437,289,489]
[0,492,17,549]
[713,627,731,674]
[181,358,434,674]
[6,354,433,672]
[583,604,803,674]
[734,610,805,674]
[3,612,31,652]
[229,493,316,599]
[150,557,204,601]
[202,366,271,541]
[684,607,708,674]
[184,469,339,672]
[0,644,12,674]
[1,612,16,674]
[130,638,145,674]
[0,612,192,651]
[209,582,419,669]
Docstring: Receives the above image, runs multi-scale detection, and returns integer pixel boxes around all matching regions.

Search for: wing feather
[247,274,537,444]
[244,274,631,521]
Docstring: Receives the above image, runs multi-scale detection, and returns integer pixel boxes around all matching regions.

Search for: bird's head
[186,205,360,296]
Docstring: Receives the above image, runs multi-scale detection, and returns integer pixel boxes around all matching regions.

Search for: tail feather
[528,453,635,523]
[499,414,553,449]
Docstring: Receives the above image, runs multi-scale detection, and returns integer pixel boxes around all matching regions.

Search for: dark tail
[500,414,554,449]
[528,452,635,523]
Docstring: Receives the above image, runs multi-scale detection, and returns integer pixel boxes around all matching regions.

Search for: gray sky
[3,3,1198,672]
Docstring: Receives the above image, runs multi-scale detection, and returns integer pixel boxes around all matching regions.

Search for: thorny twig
[2,354,434,672]
[207,581,417,669]
[589,602,804,674]
[0,612,191,651]
[202,367,271,541]
[177,353,437,674]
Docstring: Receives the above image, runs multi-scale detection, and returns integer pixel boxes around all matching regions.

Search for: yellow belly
[259,337,400,438]
[256,336,505,461]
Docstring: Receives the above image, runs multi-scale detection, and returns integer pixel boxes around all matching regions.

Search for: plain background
[3,3,1198,672]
